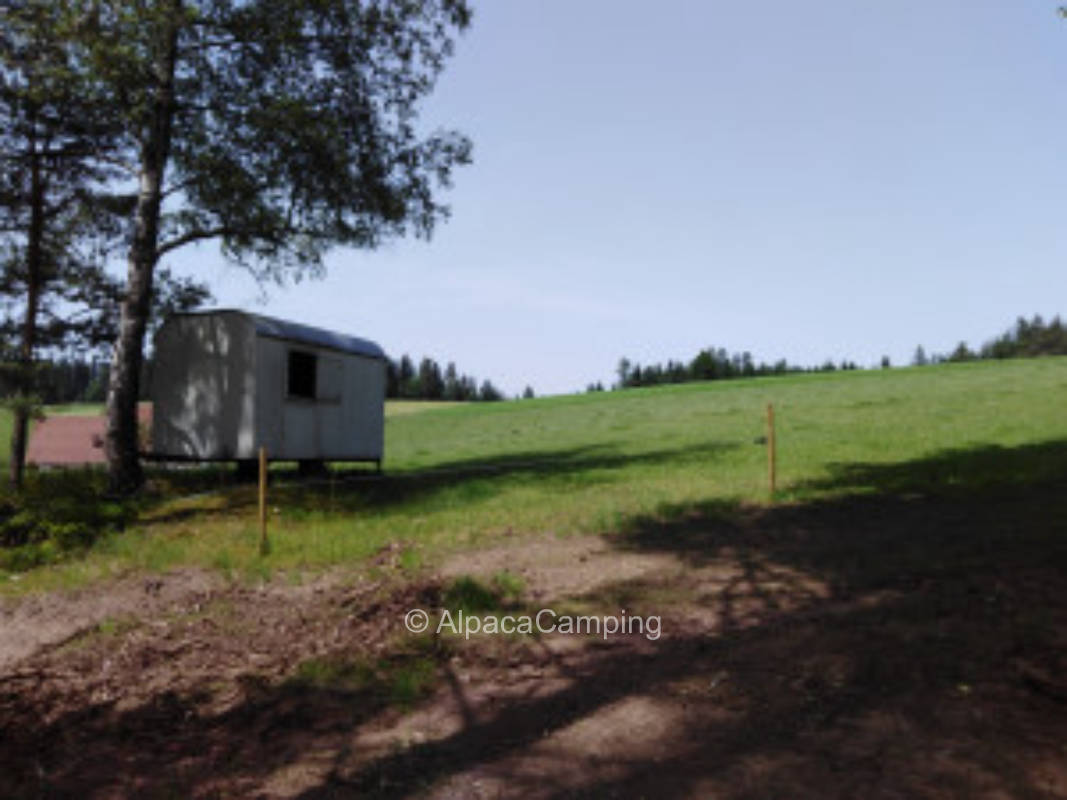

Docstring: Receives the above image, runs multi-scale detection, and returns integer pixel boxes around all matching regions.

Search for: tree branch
[156,226,233,256]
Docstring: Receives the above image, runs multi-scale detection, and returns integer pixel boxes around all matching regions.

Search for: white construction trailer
[150,310,386,468]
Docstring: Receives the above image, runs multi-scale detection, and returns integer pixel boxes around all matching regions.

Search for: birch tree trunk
[104,9,180,493]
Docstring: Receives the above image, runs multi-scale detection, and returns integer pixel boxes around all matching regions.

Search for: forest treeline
[0,358,110,405]
[915,314,1067,365]
[603,314,1067,391]
[0,351,511,406]
[386,354,506,402]
[7,313,1064,405]
[601,350,857,392]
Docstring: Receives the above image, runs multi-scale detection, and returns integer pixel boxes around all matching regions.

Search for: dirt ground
[2,481,1067,799]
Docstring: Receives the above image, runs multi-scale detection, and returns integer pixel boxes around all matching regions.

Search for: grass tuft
[443,575,501,613]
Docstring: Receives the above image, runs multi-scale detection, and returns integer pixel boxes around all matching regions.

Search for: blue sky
[175,1,1067,395]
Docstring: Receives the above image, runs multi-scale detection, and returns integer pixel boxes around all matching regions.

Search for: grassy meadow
[3,357,1066,593]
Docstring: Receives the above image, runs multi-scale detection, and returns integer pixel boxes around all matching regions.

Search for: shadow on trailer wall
[149,310,386,472]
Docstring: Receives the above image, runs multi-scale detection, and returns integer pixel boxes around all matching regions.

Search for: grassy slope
[5,357,1066,591]
[44,403,106,417]
[385,400,468,417]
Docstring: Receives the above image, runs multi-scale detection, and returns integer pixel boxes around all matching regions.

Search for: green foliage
[0,2,212,355]
[948,341,974,363]
[0,2,214,491]
[0,359,103,406]
[73,0,473,282]
[620,345,812,389]
[290,642,439,709]
[613,313,1067,391]
[95,616,128,637]
[441,572,524,614]
[492,570,525,599]
[443,575,501,613]
[910,314,1067,367]
[0,388,45,421]
[13,0,473,491]
[0,406,12,464]
[978,314,1067,359]
[478,380,503,402]
[418,357,444,400]
[0,470,136,571]
[386,353,498,402]
[292,655,376,690]
[386,657,438,708]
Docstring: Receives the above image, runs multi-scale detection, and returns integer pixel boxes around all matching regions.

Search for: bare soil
[2,483,1067,799]
[0,569,222,671]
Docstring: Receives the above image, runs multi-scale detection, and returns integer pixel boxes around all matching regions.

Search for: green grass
[443,575,505,614]
[289,637,440,709]
[384,400,468,418]
[44,403,105,417]
[0,406,11,470]
[3,357,1067,593]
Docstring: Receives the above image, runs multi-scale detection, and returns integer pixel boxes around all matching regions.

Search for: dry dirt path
[0,570,221,671]
[2,490,1067,799]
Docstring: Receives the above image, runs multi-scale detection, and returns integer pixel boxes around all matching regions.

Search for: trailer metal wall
[255,335,385,461]
[151,310,385,463]
[152,312,257,459]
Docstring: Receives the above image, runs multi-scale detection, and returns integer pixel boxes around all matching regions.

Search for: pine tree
[398,355,416,399]
[418,357,444,400]
[0,1,129,488]
[478,380,502,402]
[443,362,459,400]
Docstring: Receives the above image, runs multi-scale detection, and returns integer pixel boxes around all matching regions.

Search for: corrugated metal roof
[247,313,386,359]
[165,310,386,359]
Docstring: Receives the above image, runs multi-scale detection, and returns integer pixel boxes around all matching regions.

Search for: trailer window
[318,357,343,402]
[288,350,317,399]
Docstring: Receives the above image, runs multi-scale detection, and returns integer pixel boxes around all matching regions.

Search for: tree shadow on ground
[310,439,1067,797]
[0,674,401,798]
[3,440,1066,798]
[794,437,1067,497]
[616,438,1067,598]
[270,439,742,515]
[137,439,741,527]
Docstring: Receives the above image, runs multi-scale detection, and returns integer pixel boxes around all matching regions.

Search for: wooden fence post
[767,403,777,499]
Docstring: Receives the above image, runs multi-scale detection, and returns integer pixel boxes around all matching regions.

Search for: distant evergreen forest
[385,354,505,402]
[1,358,111,405]
[602,314,1067,392]
[6,314,1065,405]
[0,352,509,406]
[916,314,1067,365]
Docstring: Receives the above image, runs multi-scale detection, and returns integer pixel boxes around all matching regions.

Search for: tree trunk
[9,116,44,491]
[9,408,29,490]
[105,8,181,494]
